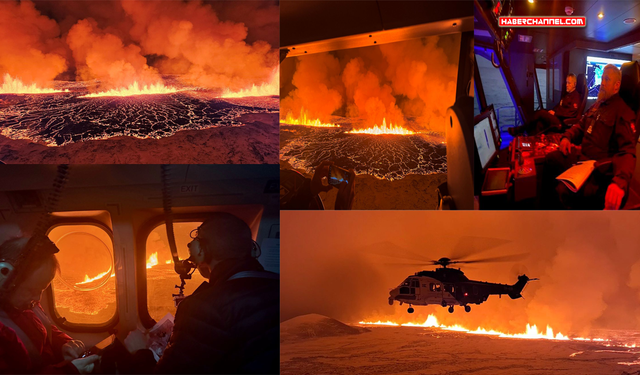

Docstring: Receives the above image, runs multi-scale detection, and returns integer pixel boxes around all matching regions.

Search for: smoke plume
[0,0,278,91]
[282,211,640,337]
[280,34,460,132]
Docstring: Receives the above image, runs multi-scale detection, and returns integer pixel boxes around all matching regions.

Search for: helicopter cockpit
[474,0,640,210]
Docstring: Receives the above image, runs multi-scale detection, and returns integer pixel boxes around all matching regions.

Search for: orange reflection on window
[146,222,206,322]
[48,225,117,324]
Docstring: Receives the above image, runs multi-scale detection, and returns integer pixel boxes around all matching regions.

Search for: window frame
[136,214,214,329]
[45,219,119,333]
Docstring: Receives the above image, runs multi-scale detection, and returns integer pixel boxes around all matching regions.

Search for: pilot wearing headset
[125,212,279,374]
[0,237,99,374]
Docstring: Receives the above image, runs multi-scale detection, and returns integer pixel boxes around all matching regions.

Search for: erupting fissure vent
[347,119,416,135]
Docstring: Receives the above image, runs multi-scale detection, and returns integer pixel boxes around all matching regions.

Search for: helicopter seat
[562,73,587,129]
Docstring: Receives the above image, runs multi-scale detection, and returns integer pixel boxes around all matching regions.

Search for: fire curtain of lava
[0,1,279,145]
[281,211,640,344]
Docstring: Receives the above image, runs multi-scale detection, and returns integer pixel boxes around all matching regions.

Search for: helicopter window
[410,280,419,288]
[146,222,206,322]
[48,224,117,325]
[399,287,410,295]
[430,283,442,292]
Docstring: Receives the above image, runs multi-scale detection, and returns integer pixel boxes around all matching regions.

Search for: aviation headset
[0,236,59,299]
[189,224,261,262]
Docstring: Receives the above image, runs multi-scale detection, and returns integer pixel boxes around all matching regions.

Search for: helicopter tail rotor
[508,274,536,299]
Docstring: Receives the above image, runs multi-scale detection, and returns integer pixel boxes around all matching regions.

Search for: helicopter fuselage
[389,269,530,312]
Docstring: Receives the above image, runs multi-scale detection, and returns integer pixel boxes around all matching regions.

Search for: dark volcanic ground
[0,88,278,146]
[0,79,278,163]
[0,112,278,164]
[280,125,446,181]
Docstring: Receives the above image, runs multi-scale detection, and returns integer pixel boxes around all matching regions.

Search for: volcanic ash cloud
[0,1,67,86]
[280,35,460,132]
[121,0,278,92]
[67,18,162,89]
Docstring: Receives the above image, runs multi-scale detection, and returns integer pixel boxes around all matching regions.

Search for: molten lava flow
[75,271,115,285]
[146,252,159,269]
[1,74,68,94]
[347,119,415,135]
[80,82,179,98]
[280,109,340,128]
[358,314,621,344]
[165,260,172,264]
[221,69,279,98]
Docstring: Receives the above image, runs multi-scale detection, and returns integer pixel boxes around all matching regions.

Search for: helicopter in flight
[389,255,536,314]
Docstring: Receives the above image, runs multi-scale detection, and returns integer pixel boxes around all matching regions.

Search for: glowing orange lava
[147,252,159,269]
[221,68,278,98]
[358,315,625,344]
[75,270,115,285]
[280,109,340,128]
[80,81,180,98]
[1,74,68,94]
[347,119,415,135]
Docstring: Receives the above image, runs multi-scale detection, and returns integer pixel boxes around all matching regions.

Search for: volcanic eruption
[0,0,279,163]
[281,211,640,373]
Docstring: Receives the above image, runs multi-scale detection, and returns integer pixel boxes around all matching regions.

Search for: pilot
[125,212,279,374]
[0,237,99,374]
[543,64,636,210]
[509,73,581,136]
[280,160,356,210]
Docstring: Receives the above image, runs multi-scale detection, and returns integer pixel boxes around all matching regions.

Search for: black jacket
[563,93,637,192]
[155,258,279,374]
[553,89,581,120]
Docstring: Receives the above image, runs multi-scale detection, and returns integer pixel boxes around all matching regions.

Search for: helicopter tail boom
[508,275,531,299]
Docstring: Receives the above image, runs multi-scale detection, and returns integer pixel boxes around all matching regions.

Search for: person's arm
[611,111,637,193]
[563,107,588,144]
[155,301,231,373]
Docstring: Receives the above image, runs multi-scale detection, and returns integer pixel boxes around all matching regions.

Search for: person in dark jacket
[509,73,582,136]
[0,237,99,374]
[542,64,637,209]
[126,213,279,374]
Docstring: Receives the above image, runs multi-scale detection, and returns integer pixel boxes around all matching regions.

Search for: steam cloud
[280,34,460,132]
[282,211,640,336]
[0,0,278,91]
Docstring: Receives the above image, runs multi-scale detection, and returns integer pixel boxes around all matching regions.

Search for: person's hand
[71,354,99,374]
[604,183,625,210]
[124,329,149,354]
[559,137,572,156]
[548,110,555,116]
[310,160,333,196]
[61,340,85,361]
[335,169,356,210]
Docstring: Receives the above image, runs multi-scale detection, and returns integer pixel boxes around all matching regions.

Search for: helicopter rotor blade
[451,252,529,264]
[363,241,433,263]
[450,236,512,260]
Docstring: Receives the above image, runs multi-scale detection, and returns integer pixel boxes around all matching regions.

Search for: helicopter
[389,256,536,314]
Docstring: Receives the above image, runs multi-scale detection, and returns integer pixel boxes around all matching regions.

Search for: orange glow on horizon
[280,109,340,128]
[347,119,415,135]
[357,315,628,344]
[220,68,278,98]
[80,81,180,98]
[1,74,68,94]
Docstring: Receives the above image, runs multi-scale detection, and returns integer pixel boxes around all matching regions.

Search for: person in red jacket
[0,237,99,374]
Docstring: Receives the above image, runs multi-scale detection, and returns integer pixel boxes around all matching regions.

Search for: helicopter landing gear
[448,306,454,313]
[408,306,414,314]
[441,300,447,307]
[464,305,471,313]
[388,298,394,306]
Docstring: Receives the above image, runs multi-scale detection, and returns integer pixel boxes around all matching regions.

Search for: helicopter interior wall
[0,165,279,349]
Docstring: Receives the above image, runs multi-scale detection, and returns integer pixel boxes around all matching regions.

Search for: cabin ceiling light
[598,12,604,19]
[623,18,636,24]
